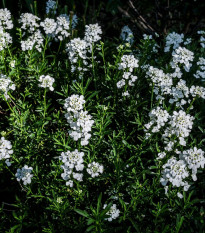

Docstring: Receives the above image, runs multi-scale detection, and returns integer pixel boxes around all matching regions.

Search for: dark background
[1,0,205,40]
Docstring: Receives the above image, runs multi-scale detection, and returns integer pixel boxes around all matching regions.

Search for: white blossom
[0,74,16,99]
[0,137,13,165]
[103,204,120,221]
[39,75,55,91]
[120,26,134,45]
[87,162,104,177]
[15,165,33,185]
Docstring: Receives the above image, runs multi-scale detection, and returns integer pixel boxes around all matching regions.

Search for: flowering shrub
[0,1,205,232]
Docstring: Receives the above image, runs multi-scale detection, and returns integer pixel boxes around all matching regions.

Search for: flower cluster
[59,149,84,187]
[15,165,33,185]
[160,147,205,192]
[66,24,101,77]
[197,30,205,48]
[171,47,194,72]
[0,74,16,99]
[40,18,57,36]
[164,32,184,52]
[144,107,169,134]
[0,137,13,166]
[160,157,190,190]
[19,13,40,32]
[54,15,70,41]
[103,204,120,222]
[39,75,55,91]
[194,57,205,81]
[0,8,13,30]
[117,55,139,96]
[0,8,13,51]
[87,162,103,177]
[46,0,57,15]
[21,30,44,52]
[120,26,134,45]
[19,13,43,52]
[64,94,94,146]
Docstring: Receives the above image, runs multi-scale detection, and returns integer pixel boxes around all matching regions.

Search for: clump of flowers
[0,8,13,30]
[164,32,184,52]
[59,149,84,187]
[19,13,40,32]
[194,57,205,81]
[46,0,57,15]
[103,204,120,221]
[0,74,16,99]
[120,25,134,45]
[54,15,70,41]
[64,94,94,146]
[15,165,33,185]
[0,137,13,166]
[87,162,103,177]
[19,13,43,52]
[39,75,55,91]
[171,47,194,72]
[40,18,57,36]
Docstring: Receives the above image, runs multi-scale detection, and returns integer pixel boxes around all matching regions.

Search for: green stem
[43,88,47,118]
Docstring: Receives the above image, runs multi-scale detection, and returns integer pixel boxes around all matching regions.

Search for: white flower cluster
[19,13,44,52]
[160,157,190,190]
[145,108,194,149]
[0,8,13,30]
[180,147,205,181]
[171,47,194,72]
[117,55,139,96]
[54,15,70,41]
[144,107,169,134]
[46,0,57,15]
[194,57,205,81]
[163,110,194,148]
[190,85,205,99]
[39,75,55,91]
[197,30,205,48]
[87,162,103,177]
[64,94,94,146]
[84,23,102,45]
[66,24,102,76]
[15,165,33,185]
[164,32,184,52]
[0,74,16,99]
[21,30,44,52]
[160,147,205,192]
[40,18,57,35]
[0,8,13,51]
[118,55,139,72]
[59,149,84,187]
[103,204,120,222]
[120,26,134,45]
[19,13,40,32]
[0,137,13,166]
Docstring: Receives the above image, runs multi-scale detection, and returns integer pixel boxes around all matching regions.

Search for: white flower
[171,47,194,72]
[118,55,139,72]
[21,30,44,52]
[0,28,12,51]
[54,15,70,41]
[46,0,57,15]
[40,18,57,35]
[177,192,183,199]
[19,13,40,32]
[164,32,184,52]
[0,74,16,99]
[0,8,13,30]
[120,26,134,45]
[15,165,33,185]
[84,23,102,44]
[39,75,55,91]
[87,162,104,177]
[103,204,120,221]
[59,149,84,185]
[0,137,13,166]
